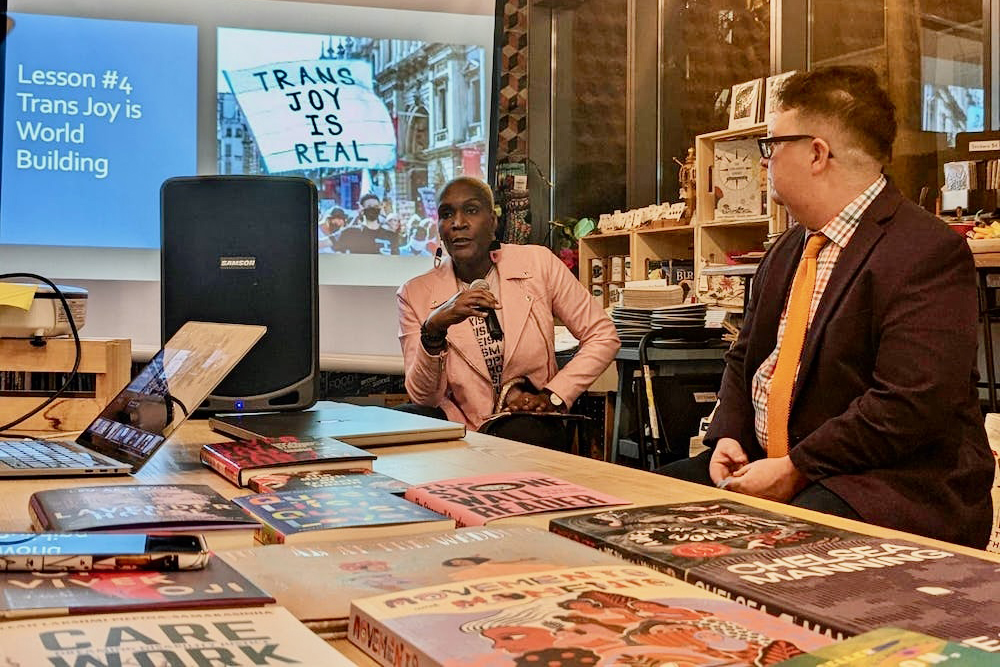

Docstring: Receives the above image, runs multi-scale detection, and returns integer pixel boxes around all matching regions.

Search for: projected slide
[218,27,487,256]
[1,13,197,249]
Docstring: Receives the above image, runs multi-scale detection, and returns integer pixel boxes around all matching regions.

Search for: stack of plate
[611,307,655,346]
[612,303,718,347]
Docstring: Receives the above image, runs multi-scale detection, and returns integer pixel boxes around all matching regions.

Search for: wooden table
[3,422,996,665]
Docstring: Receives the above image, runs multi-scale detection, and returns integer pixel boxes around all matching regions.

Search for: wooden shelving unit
[0,337,131,432]
[578,123,786,305]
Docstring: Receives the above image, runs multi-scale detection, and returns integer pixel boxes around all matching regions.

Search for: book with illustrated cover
[218,525,626,635]
[200,436,375,487]
[0,606,356,666]
[349,563,831,667]
[403,471,630,527]
[247,468,408,494]
[779,627,998,666]
[678,538,1000,644]
[233,486,454,545]
[28,484,259,533]
[0,555,273,620]
[28,484,257,533]
[552,500,1000,644]
[549,499,861,579]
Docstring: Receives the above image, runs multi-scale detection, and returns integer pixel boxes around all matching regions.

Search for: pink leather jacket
[397,244,620,430]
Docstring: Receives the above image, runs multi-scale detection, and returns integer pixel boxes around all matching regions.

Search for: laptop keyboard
[0,440,110,469]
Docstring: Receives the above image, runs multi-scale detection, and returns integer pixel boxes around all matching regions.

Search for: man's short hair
[328,207,347,221]
[359,193,380,206]
[777,66,896,164]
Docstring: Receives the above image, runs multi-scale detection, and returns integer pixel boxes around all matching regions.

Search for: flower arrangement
[548,217,596,277]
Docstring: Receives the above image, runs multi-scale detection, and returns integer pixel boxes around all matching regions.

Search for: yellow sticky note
[0,283,38,311]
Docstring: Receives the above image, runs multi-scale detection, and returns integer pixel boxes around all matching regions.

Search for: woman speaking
[396,176,619,447]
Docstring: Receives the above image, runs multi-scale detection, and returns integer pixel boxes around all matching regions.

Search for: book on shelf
[403,471,630,527]
[217,525,625,636]
[233,486,454,545]
[247,467,409,494]
[0,555,273,620]
[200,435,375,487]
[550,500,1000,644]
[348,563,831,667]
[0,606,356,666]
[779,627,998,666]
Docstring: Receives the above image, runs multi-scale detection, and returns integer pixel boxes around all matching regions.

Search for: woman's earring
[434,247,443,268]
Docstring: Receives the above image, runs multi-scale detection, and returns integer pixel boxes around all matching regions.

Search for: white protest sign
[224,59,395,173]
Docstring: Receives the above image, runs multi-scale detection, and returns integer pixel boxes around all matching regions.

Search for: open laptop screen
[75,322,266,471]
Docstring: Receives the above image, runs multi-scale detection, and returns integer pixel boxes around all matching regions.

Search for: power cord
[0,273,83,436]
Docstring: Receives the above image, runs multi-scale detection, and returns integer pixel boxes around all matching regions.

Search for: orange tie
[766,233,829,458]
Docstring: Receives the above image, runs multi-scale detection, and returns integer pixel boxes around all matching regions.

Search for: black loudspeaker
[161,176,319,412]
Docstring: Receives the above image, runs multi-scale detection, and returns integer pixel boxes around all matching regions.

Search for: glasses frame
[757,134,834,159]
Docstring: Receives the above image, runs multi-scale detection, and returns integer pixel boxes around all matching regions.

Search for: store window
[658,0,771,204]
[809,0,985,202]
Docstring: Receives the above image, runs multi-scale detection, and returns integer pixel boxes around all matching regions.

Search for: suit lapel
[497,259,533,371]
[793,184,901,398]
[427,260,491,384]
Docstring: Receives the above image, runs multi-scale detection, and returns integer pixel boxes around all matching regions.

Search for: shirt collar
[812,174,887,249]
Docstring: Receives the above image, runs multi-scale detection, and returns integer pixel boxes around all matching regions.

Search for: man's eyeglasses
[757,134,833,159]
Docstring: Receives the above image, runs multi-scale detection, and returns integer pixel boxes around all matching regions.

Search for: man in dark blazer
[660,67,994,549]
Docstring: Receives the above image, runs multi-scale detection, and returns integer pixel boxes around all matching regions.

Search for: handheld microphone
[469,278,503,341]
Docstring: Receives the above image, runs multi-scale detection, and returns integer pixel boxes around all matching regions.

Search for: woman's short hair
[437,176,495,211]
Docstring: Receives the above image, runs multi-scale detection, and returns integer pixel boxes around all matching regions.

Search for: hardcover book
[0,555,273,619]
[403,471,630,527]
[349,564,831,667]
[779,627,998,666]
[552,501,1000,644]
[680,538,1000,644]
[549,499,861,578]
[247,468,409,494]
[218,525,626,635]
[28,484,259,533]
[0,606,356,666]
[233,486,455,545]
[200,436,375,487]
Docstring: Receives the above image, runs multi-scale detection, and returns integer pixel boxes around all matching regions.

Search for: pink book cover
[349,564,831,667]
[403,471,630,527]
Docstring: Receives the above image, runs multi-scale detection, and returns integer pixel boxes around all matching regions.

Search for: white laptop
[209,401,466,447]
[0,321,266,477]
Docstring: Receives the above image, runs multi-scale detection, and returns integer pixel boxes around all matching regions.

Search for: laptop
[0,321,266,477]
[209,401,466,447]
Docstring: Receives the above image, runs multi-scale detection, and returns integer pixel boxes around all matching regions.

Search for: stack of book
[550,499,1000,644]
[621,279,685,308]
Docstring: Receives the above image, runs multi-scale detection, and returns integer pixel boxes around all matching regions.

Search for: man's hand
[725,456,807,502]
[708,438,748,485]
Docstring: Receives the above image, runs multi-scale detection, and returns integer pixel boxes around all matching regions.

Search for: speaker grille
[161,176,319,408]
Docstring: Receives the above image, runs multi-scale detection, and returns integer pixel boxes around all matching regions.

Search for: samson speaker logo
[220,256,256,270]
